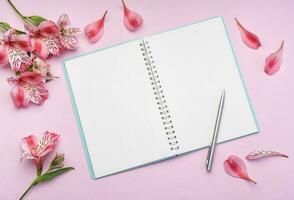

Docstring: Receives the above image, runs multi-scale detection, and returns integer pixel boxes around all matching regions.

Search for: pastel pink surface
[1,0,294,199]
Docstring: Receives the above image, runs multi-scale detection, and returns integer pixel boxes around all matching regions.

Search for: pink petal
[63,27,80,35]
[60,35,79,50]
[31,38,49,59]
[264,40,284,76]
[235,18,261,50]
[8,48,32,72]
[84,11,107,43]
[246,149,288,160]
[38,20,59,37]
[11,86,30,107]
[24,23,38,36]
[39,131,60,156]
[0,44,8,66]
[20,152,35,162]
[33,57,51,77]
[3,29,15,41]
[224,155,256,184]
[10,34,33,52]
[7,76,19,86]
[122,0,143,32]
[57,13,70,29]
[26,82,49,104]
[20,71,45,85]
[21,135,38,152]
[43,37,62,56]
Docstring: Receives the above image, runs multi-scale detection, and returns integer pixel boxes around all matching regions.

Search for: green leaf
[25,15,46,26]
[0,22,11,29]
[15,30,26,35]
[33,167,74,185]
[0,22,11,32]
[0,22,25,34]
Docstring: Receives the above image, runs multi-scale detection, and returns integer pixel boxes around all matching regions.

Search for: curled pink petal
[246,149,288,160]
[11,86,30,107]
[84,11,107,43]
[122,0,143,31]
[38,20,59,37]
[224,155,256,184]
[235,18,261,49]
[264,40,284,76]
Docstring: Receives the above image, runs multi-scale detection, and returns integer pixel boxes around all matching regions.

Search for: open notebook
[63,17,259,179]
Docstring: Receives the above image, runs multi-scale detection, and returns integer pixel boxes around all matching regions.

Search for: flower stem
[19,184,34,200]
[6,0,25,19]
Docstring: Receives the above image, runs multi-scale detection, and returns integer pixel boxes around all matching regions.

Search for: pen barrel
[207,91,225,171]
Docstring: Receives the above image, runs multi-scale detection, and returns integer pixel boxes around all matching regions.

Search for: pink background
[1,0,294,199]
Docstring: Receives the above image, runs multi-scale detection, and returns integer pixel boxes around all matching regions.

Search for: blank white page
[64,40,172,178]
[145,17,259,154]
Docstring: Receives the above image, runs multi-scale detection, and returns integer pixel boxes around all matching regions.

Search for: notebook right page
[144,17,259,154]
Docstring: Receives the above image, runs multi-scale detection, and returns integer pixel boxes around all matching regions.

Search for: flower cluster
[1,0,143,108]
[0,12,80,108]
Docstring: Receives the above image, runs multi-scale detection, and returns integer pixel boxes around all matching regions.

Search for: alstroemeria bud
[49,153,65,171]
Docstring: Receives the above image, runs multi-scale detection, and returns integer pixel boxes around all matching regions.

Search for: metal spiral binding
[139,39,179,151]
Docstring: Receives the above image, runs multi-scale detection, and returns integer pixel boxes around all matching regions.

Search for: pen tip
[222,89,226,96]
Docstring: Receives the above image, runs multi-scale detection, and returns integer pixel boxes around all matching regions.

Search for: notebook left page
[64,40,173,179]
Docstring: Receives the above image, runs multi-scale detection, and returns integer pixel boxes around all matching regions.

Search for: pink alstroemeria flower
[57,13,80,50]
[7,71,49,107]
[0,29,33,72]
[25,20,62,59]
[21,131,60,175]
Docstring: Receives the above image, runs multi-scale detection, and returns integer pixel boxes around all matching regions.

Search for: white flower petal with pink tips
[43,37,62,56]
[8,47,32,72]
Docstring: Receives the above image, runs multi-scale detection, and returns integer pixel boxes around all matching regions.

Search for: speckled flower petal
[60,35,79,50]
[8,47,32,72]
[246,149,288,160]
[43,37,62,56]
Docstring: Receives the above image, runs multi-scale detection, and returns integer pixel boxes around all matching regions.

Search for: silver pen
[206,89,226,172]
